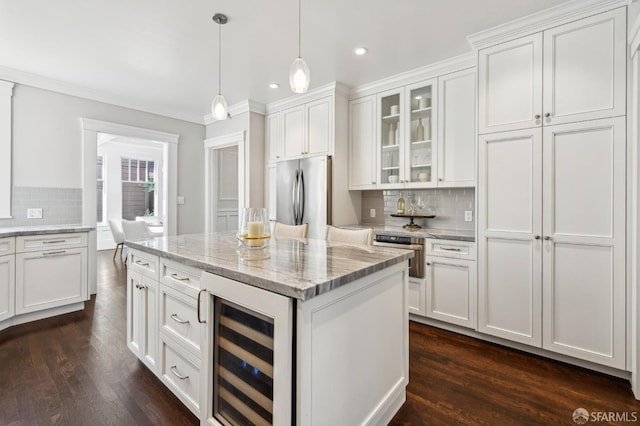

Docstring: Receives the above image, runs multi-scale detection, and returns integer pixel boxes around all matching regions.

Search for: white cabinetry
[425,240,476,329]
[478,117,626,368]
[127,248,159,373]
[15,233,88,315]
[408,277,426,316]
[158,258,205,416]
[437,68,476,187]
[266,112,281,163]
[478,7,625,134]
[0,237,15,322]
[349,95,377,189]
[280,96,333,161]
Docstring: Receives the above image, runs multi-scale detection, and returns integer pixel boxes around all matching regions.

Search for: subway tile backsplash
[0,187,83,228]
[361,188,475,231]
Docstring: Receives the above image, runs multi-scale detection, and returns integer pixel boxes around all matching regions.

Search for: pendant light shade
[290,0,310,93]
[212,13,229,120]
[211,94,228,121]
[289,57,310,93]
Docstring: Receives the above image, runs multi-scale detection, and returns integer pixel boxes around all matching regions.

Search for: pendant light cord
[298,0,301,58]
[218,21,222,95]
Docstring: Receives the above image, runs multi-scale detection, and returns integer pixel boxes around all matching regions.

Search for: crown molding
[265,81,350,114]
[467,0,631,50]
[203,131,245,148]
[0,65,205,124]
[203,99,266,125]
[349,53,475,100]
[0,80,14,97]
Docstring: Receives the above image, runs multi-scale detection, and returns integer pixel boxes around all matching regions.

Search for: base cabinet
[424,240,477,329]
[127,269,159,373]
[0,252,14,322]
[408,277,426,316]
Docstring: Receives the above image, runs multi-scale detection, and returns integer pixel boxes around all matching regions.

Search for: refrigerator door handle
[298,169,305,224]
[292,169,299,224]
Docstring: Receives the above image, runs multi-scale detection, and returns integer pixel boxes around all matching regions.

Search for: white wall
[12,84,206,234]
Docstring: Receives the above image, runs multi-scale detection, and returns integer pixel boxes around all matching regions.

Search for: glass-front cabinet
[377,88,404,189]
[405,80,437,187]
[376,81,437,189]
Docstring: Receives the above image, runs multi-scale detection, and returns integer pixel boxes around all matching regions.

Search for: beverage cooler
[201,272,293,426]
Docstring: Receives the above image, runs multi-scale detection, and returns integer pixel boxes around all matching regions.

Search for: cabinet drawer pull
[171,314,190,324]
[170,273,190,281]
[440,247,462,252]
[170,366,189,380]
[43,239,66,244]
[43,250,66,256]
[135,260,150,267]
[197,289,206,324]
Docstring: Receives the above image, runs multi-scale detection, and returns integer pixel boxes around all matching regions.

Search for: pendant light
[211,13,229,120]
[289,0,310,93]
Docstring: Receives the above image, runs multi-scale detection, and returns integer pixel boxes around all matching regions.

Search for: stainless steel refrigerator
[276,156,332,240]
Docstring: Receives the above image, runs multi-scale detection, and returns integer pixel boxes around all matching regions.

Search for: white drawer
[161,336,201,416]
[0,237,15,255]
[160,284,204,357]
[426,240,476,260]
[160,258,202,296]
[17,233,87,253]
[128,249,158,280]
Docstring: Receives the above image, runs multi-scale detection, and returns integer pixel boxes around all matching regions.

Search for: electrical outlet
[177,196,185,205]
[27,208,43,219]
[370,208,376,218]
[464,210,473,222]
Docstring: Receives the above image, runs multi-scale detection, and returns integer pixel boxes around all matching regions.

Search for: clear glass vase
[237,207,271,249]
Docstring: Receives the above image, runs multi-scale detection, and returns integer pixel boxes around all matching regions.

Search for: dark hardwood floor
[1,250,639,425]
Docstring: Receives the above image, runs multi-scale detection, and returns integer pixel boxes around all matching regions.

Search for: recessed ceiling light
[354,47,368,56]
[269,83,279,89]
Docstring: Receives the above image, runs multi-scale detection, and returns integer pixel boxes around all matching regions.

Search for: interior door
[213,146,239,232]
[477,128,542,346]
[542,117,626,368]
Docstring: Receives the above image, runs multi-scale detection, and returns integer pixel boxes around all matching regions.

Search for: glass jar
[237,207,271,248]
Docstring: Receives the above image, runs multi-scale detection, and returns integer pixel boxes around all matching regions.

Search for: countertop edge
[0,225,95,238]
[125,239,413,301]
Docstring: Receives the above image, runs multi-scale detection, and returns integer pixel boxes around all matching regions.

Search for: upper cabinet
[349,64,476,190]
[478,7,626,134]
[266,112,281,163]
[437,68,476,187]
[348,95,377,189]
[377,80,439,189]
[268,94,334,163]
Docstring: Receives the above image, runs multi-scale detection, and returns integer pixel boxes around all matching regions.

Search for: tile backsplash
[0,187,83,228]
[361,188,475,231]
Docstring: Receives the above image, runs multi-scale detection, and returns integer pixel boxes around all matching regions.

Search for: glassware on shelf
[407,194,416,215]
[416,196,425,212]
[387,123,395,146]
[425,115,431,140]
[237,207,270,249]
[416,119,424,142]
[397,192,405,214]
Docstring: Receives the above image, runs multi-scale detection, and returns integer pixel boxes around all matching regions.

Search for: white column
[0,80,14,219]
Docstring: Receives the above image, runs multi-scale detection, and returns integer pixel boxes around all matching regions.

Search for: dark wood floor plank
[1,250,640,425]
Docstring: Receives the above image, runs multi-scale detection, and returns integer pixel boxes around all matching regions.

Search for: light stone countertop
[342,224,475,242]
[125,232,413,301]
[0,224,95,238]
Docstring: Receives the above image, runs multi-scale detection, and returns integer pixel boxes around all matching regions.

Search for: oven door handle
[373,242,424,251]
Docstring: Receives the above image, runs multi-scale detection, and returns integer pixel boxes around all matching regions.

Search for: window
[121,157,156,220]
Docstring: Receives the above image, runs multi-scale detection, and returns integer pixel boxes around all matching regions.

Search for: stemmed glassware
[416,196,425,213]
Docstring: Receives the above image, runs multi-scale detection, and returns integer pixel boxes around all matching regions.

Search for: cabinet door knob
[544,235,552,241]
[534,235,541,240]
[372,181,376,184]
[276,155,280,159]
[545,113,551,118]
[426,262,431,266]
[438,178,443,182]
[534,114,541,119]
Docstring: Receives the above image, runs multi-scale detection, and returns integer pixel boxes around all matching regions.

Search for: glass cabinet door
[405,80,437,187]
[378,89,404,188]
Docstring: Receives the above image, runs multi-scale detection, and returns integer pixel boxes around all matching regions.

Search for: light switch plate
[464,210,473,222]
[27,208,43,219]
[370,209,376,218]
[177,196,185,205]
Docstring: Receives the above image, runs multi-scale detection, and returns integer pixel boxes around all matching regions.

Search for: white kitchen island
[125,233,412,426]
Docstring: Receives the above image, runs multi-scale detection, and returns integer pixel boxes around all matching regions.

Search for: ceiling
[0,0,572,123]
